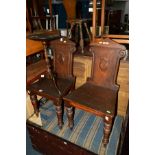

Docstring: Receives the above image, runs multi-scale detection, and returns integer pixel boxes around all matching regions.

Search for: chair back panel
[88,38,126,90]
[49,38,76,78]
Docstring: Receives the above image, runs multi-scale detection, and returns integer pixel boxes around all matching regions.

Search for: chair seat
[27,30,60,42]
[27,77,75,100]
[64,83,117,117]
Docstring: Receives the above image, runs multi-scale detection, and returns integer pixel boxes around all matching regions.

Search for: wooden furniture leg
[79,22,84,54]
[55,99,63,129]
[66,106,74,129]
[68,22,75,39]
[84,22,91,41]
[63,38,126,147]
[37,19,43,30]
[103,115,113,147]
[42,41,53,79]
[29,93,39,117]
[66,21,69,37]
[75,24,79,44]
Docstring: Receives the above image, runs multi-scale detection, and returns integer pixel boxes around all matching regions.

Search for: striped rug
[38,100,123,155]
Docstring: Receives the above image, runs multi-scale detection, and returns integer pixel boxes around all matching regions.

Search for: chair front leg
[29,93,39,117]
[103,115,113,147]
[66,106,74,129]
[55,99,63,129]
[79,22,84,54]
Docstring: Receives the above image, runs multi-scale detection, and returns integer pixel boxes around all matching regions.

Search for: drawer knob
[64,141,67,145]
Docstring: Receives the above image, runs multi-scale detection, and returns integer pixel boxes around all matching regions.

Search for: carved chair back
[88,38,126,90]
[49,38,76,79]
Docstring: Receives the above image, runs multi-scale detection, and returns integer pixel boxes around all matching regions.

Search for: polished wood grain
[27,122,96,155]
[64,38,126,146]
[64,83,117,117]
[63,0,76,19]
[93,37,129,45]
[92,0,97,40]
[26,39,43,56]
[27,38,76,129]
[26,56,128,118]
[102,34,129,39]
[101,0,105,35]
[73,56,129,118]
[111,39,129,44]
[102,35,129,44]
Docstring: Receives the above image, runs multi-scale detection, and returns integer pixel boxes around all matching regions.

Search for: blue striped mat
[39,100,123,155]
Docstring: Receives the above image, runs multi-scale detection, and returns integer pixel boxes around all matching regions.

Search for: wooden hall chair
[64,38,126,147]
[27,38,76,129]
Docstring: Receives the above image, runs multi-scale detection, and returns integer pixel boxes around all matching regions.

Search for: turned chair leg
[103,116,113,147]
[29,93,39,117]
[66,106,74,129]
[55,99,63,129]
[79,22,84,54]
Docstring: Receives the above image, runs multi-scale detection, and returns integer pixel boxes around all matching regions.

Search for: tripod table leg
[66,106,74,129]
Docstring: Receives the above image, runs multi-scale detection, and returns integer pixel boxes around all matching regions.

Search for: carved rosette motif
[119,50,126,58]
[71,47,76,53]
[99,57,109,71]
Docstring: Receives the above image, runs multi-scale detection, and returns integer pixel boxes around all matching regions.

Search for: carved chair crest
[49,38,76,79]
[88,38,126,90]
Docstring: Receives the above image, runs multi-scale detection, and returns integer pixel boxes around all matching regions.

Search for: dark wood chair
[63,38,126,147]
[27,38,76,129]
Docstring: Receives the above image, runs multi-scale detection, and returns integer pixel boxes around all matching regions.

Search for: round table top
[27,30,60,42]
